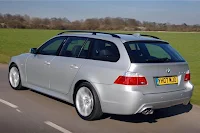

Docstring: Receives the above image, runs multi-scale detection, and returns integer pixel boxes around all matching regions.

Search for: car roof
[56,31,166,43]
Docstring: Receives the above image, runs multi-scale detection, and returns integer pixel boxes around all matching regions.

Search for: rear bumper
[93,81,193,115]
[136,93,191,114]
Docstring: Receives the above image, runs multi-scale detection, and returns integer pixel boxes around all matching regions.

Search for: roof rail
[124,33,160,39]
[57,30,121,38]
[140,34,160,39]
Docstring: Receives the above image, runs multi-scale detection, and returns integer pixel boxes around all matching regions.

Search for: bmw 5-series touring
[8,31,194,120]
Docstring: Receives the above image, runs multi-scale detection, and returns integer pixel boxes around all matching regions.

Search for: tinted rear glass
[124,41,185,63]
[90,39,120,62]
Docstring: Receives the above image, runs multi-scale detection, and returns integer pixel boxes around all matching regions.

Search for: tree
[0,13,200,31]
[83,18,100,30]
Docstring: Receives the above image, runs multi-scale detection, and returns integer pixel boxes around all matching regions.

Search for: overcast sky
[0,0,200,25]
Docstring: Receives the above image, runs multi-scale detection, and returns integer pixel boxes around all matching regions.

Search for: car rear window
[124,41,185,63]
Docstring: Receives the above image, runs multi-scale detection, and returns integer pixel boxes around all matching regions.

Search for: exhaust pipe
[142,108,154,115]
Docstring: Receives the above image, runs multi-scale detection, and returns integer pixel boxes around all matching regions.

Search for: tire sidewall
[74,82,102,120]
[8,64,22,90]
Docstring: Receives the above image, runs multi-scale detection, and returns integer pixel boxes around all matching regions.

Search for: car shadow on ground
[29,89,193,123]
[106,103,193,123]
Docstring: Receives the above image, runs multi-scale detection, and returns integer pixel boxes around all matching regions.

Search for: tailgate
[129,62,189,94]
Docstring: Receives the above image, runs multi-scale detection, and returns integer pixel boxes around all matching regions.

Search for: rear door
[124,41,188,94]
[49,37,89,94]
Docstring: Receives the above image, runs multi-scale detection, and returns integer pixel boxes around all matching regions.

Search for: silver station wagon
[8,31,194,120]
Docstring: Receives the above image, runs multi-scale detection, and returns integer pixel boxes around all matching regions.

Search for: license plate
[155,76,178,86]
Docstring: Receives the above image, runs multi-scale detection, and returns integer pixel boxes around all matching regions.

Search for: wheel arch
[72,80,102,106]
[73,80,90,100]
[9,62,17,69]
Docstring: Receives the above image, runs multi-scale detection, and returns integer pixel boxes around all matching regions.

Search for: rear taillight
[114,72,147,85]
[184,71,190,81]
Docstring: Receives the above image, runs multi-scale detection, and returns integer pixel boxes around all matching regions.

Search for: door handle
[70,64,79,69]
[44,61,50,65]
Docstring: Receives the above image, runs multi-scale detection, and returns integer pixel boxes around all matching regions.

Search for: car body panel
[49,56,84,94]
[128,62,190,94]
[91,81,193,114]
[26,54,55,89]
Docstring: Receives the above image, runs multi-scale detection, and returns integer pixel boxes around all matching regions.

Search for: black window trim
[77,38,93,59]
[57,37,69,56]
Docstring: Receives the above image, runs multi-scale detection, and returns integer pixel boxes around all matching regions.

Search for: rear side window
[90,39,120,62]
[124,41,185,63]
[60,37,87,57]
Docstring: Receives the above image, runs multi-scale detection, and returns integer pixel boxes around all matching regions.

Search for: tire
[8,64,24,90]
[74,82,103,121]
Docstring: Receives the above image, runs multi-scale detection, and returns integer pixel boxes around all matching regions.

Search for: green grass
[0,29,60,63]
[0,29,200,105]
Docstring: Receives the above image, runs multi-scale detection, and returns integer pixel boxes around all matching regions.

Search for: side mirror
[29,48,37,54]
